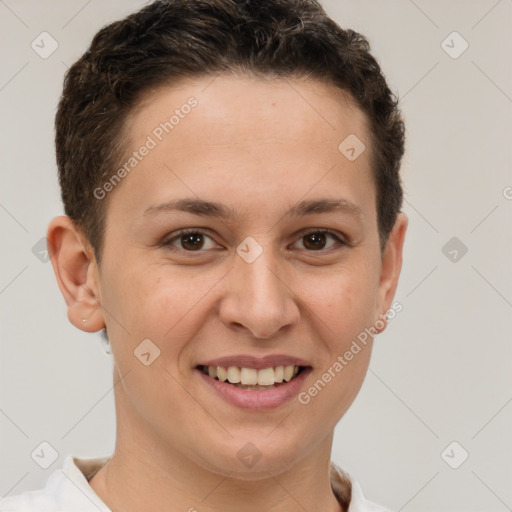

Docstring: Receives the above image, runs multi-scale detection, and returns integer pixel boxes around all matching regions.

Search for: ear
[375,212,408,333]
[46,216,105,333]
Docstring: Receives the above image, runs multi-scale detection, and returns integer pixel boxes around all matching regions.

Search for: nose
[218,248,300,339]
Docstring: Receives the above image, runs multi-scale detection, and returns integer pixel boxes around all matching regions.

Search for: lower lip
[196,368,311,411]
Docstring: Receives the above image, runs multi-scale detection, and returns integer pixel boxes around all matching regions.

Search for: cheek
[304,351,371,429]
[99,260,230,384]
[298,278,376,424]
[97,264,204,428]
[293,259,378,414]
[102,260,212,334]
[297,259,379,340]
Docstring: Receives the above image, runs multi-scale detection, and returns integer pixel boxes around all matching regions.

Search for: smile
[197,364,304,390]
[195,363,312,410]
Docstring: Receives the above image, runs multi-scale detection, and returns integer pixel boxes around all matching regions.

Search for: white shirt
[0,456,390,511]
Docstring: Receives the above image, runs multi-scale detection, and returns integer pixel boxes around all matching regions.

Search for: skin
[48,74,407,512]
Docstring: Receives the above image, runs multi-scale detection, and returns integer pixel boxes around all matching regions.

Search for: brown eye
[165,230,218,251]
[303,232,327,250]
[291,230,344,251]
[181,232,204,250]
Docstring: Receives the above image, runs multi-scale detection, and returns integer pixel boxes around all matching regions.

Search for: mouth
[194,355,313,409]
[196,364,308,391]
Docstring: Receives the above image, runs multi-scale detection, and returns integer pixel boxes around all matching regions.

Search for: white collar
[4,455,388,512]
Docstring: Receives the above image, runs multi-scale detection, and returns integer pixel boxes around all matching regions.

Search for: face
[81,74,404,477]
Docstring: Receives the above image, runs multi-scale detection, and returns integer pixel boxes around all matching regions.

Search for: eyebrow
[143,198,235,219]
[143,197,364,221]
[288,198,365,220]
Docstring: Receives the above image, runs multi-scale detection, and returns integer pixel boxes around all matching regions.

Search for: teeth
[240,367,258,385]
[283,365,294,382]
[227,366,241,384]
[258,368,274,386]
[201,364,302,386]
[217,366,228,382]
[231,383,278,390]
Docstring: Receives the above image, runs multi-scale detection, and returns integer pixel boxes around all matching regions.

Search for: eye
[161,228,346,253]
[165,230,218,251]
[291,230,345,251]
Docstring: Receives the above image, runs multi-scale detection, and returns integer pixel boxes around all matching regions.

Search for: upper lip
[196,354,312,370]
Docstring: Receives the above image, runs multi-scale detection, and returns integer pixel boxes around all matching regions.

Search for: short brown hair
[55,0,404,263]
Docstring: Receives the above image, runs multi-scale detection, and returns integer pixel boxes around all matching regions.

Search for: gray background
[1,0,511,510]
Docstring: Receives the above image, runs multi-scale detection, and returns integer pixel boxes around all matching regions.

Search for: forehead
[109,74,375,221]
[130,73,369,151]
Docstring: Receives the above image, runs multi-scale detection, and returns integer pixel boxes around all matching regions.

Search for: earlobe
[46,216,105,333]
[375,212,408,333]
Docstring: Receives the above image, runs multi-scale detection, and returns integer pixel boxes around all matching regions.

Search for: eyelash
[161,228,348,253]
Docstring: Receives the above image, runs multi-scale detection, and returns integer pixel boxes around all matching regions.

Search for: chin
[191,437,304,480]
